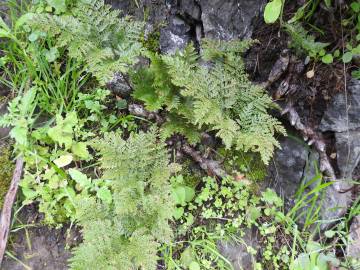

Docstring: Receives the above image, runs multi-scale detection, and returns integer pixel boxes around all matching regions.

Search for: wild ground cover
[0,0,359,270]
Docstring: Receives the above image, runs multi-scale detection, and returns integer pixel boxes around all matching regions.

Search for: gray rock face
[217,229,259,270]
[200,0,266,40]
[268,136,350,229]
[335,130,360,178]
[319,79,360,179]
[268,137,313,205]
[320,79,360,133]
[347,216,360,260]
[160,16,192,54]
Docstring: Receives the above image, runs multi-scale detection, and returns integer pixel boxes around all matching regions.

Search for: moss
[0,144,14,208]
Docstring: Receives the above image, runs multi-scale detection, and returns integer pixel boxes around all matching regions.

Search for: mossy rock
[0,143,14,208]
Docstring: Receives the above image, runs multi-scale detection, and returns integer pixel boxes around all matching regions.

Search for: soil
[1,205,79,270]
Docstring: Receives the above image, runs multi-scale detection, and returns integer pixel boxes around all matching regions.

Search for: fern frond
[70,129,174,270]
[28,0,144,85]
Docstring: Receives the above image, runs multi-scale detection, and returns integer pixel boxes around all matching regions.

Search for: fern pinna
[69,129,174,270]
[132,39,286,164]
[28,0,144,85]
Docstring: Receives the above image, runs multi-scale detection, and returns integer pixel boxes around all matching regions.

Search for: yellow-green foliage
[132,40,286,164]
[27,0,144,85]
[69,129,174,270]
[0,144,14,207]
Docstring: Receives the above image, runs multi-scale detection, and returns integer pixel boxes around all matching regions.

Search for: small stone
[306,69,315,78]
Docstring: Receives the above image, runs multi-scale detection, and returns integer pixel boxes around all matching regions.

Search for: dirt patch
[1,205,79,270]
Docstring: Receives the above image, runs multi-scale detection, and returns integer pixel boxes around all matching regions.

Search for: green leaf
[46,0,67,13]
[0,16,10,32]
[264,0,283,24]
[53,154,73,168]
[10,121,28,146]
[173,207,184,219]
[351,2,360,13]
[184,186,195,202]
[262,188,282,206]
[321,54,333,64]
[21,187,38,200]
[0,29,13,39]
[96,186,112,204]
[71,142,90,160]
[15,13,35,30]
[342,51,353,63]
[324,0,331,8]
[189,261,200,270]
[48,112,78,149]
[180,247,195,267]
[68,168,91,189]
[172,186,186,205]
[20,87,37,115]
[324,230,336,238]
[45,47,59,62]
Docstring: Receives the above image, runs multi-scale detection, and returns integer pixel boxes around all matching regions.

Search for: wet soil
[1,205,79,270]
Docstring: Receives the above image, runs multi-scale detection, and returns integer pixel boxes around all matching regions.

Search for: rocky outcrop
[200,0,265,40]
[347,216,360,260]
[268,136,351,229]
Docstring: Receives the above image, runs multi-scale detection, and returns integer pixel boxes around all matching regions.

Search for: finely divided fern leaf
[69,129,174,270]
[28,0,144,85]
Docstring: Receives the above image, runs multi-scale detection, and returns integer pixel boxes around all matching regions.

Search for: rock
[347,216,360,260]
[199,0,266,40]
[106,72,132,97]
[268,136,312,206]
[178,0,202,21]
[268,136,351,229]
[335,130,360,178]
[320,79,360,133]
[217,228,259,270]
[160,15,192,54]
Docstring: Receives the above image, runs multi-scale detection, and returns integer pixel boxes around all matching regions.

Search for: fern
[28,0,144,85]
[132,40,285,164]
[69,129,174,270]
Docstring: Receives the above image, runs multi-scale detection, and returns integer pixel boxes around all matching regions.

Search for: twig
[181,143,226,178]
[128,103,228,178]
[264,52,338,187]
[281,102,337,182]
[0,157,24,266]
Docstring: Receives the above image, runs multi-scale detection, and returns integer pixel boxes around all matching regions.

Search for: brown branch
[281,103,337,182]
[128,103,228,178]
[181,143,227,178]
[0,157,24,266]
[264,52,338,187]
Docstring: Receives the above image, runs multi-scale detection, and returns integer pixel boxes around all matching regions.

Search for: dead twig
[181,143,226,178]
[128,103,228,178]
[0,157,24,266]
